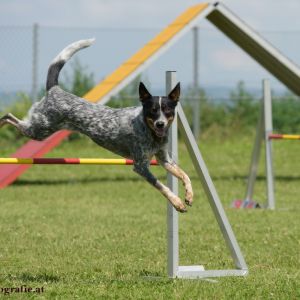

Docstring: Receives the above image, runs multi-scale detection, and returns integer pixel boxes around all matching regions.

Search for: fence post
[192,26,200,139]
[31,23,39,102]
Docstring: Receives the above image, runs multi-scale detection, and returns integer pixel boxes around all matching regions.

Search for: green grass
[0,134,299,299]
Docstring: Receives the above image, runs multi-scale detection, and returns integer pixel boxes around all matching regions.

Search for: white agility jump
[165,72,247,278]
[238,79,300,210]
[0,72,248,279]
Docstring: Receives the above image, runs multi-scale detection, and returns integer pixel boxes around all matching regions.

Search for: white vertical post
[166,71,179,278]
[263,79,275,209]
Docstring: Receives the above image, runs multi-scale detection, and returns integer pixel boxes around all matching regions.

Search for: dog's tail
[46,38,95,91]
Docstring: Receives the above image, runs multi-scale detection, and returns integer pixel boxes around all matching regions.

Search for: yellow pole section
[78,158,127,165]
[282,135,300,140]
[0,158,34,164]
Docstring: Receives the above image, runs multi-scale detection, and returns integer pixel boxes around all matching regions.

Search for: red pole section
[268,134,283,139]
[125,159,158,165]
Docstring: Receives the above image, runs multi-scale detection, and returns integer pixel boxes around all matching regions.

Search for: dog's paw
[173,198,188,213]
[161,186,188,213]
[168,194,187,213]
[175,202,187,213]
[185,199,192,207]
[184,190,193,207]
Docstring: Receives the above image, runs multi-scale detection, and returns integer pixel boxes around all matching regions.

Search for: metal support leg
[263,79,275,209]
[177,104,248,277]
[244,104,264,203]
[243,79,275,209]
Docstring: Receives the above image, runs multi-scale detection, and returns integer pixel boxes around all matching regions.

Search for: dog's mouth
[146,118,167,138]
[154,127,166,137]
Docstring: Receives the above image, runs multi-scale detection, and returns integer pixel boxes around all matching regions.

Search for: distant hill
[198,85,287,100]
[0,84,289,111]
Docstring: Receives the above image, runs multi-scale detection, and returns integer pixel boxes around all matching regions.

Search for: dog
[0,39,193,212]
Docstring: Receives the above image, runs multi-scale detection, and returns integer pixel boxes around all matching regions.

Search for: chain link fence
[1,24,300,137]
[2,24,300,97]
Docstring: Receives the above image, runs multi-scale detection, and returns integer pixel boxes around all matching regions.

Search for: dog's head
[139,82,180,138]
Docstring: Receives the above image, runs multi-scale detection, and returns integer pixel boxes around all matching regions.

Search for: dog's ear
[168,83,180,102]
[139,82,152,102]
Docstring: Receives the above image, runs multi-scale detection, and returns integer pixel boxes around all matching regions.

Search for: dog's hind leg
[156,150,193,207]
[0,113,19,127]
[133,160,187,213]
[0,113,32,137]
[0,113,22,130]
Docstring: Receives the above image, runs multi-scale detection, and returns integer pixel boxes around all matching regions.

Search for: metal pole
[31,23,39,102]
[244,103,264,202]
[166,71,179,278]
[263,79,275,209]
[192,27,200,139]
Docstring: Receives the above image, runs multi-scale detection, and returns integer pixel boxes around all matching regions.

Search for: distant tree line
[1,61,300,143]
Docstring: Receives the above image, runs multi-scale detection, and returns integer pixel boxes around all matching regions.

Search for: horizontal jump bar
[269,134,300,140]
[0,158,158,165]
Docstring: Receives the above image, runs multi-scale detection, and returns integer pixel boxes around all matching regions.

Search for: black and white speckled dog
[0,39,193,212]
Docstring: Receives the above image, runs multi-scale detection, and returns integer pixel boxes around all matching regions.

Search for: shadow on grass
[12,175,165,186]
[6,272,59,283]
[96,272,173,285]
[12,174,300,187]
[139,269,165,279]
[213,174,300,182]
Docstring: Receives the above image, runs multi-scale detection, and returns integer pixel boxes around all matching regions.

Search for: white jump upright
[166,71,179,278]
[263,80,275,209]
[166,71,248,279]
[244,79,275,209]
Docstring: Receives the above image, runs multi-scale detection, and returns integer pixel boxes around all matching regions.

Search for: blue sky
[1,0,300,30]
[0,0,300,95]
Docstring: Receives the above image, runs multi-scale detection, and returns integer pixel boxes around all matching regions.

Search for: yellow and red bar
[0,158,158,165]
[268,134,300,140]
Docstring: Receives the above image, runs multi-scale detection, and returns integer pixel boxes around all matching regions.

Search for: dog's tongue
[155,128,165,137]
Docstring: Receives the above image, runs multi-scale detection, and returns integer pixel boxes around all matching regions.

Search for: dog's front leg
[133,161,187,213]
[156,150,193,207]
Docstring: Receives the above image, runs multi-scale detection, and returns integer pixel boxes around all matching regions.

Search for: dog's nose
[156,121,165,128]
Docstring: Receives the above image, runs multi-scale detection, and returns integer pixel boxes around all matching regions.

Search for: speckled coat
[24,86,168,165]
[0,39,193,213]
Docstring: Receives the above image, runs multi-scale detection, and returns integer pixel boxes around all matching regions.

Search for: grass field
[0,134,299,299]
